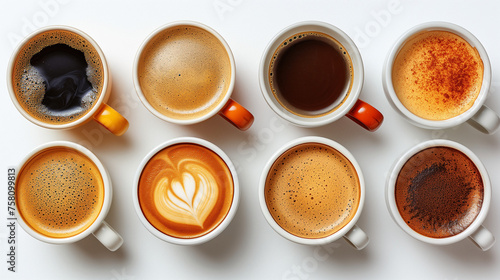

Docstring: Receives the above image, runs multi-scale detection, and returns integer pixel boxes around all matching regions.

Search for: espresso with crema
[16,147,104,238]
[11,29,104,125]
[395,147,484,238]
[392,31,483,120]
[138,143,234,239]
[137,26,232,121]
[264,143,360,239]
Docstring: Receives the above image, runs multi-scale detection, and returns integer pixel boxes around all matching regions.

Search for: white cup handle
[92,221,124,251]
[343,224,369,250]
[467,105,500,134]
[468,225,495,251]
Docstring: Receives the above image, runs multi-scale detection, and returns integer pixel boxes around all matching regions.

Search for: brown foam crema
[16,147,104,238]
[265,143,360,239]
[392,30,483,120]
[11,29,104,125]
[395,147,484,238]
[138,143,234,239]
[137,25,232,121]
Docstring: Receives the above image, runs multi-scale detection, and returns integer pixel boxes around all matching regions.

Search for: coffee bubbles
[16,147,105,238]
[11,29,104,124]
[264,143,360,239]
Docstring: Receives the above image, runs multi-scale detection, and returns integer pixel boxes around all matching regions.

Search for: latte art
[154,162,219,228]
[138,143,234,239]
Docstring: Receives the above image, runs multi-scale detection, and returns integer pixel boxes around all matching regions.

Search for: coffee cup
[7,26,129,136]
[383,21,500,134]
[259,136,369,249]
[386,139,495,251]
[133,21,254,131]
[133,137,239,245]
[259,21,383,131]
[15,141,123,251]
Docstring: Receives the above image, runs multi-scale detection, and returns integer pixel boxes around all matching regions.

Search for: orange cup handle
[346,99,384,132]
[218,99,254,131]
[93,104,129,136]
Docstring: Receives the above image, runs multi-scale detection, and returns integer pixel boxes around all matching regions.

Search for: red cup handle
[346,99,384,131]
[218,99,254,131]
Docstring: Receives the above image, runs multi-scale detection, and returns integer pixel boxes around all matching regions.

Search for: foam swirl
[153,160,219,228]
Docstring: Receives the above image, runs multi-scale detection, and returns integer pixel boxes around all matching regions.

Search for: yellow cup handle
[93,104,129,136]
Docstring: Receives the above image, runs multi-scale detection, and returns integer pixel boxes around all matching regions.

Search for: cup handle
[468,225,495,251]
[93,104,130,136]
[346,99,384,131]
[218,99,254,130]
[343,224,369,250]
[92,221,124,251]
[467,105,500,134]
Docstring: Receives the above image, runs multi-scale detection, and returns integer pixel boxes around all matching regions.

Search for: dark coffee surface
[12,30,103,124]
[269,32,352,116]
[30,43,92,112]
[395,147,483,238]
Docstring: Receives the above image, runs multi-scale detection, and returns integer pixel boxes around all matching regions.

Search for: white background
[1,0,500,279]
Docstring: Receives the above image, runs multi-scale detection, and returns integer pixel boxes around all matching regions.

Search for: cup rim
[15,141,113,245]
[133,21,236,125]
[385,139,491,245]
[382,21,492,129]
[7,25,110,130]
[258,136,365,245]
[132,137,240,245]
[258,21,364,127]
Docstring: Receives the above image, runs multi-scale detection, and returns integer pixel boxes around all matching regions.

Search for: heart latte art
[138,143,234,239]
[154,161,219,228]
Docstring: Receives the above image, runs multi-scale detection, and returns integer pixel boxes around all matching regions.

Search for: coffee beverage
[138,143,234,239]
[16,147,105,238]
[137,25,232,121]
[269,32,353,117]
[395,146,484,238]
[264,143,360,239]
[11,29,104,125]
[392,30,484,120]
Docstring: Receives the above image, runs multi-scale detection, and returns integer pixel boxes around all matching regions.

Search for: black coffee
[395,147,484,238]
[11,29,104,125]
[30,43,93,112]
[269,32,352,116]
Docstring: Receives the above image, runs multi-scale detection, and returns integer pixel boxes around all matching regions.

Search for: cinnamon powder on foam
[392,31,483,120]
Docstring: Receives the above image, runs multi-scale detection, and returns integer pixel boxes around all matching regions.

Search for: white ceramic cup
[259,136,369,249]
[133,21,254,131]
[133,137,240,245]
[259,21,383,131]
[386,139,495,251]
[382,21,500,134]
[15,141,123,251]
[7,26,129,136]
